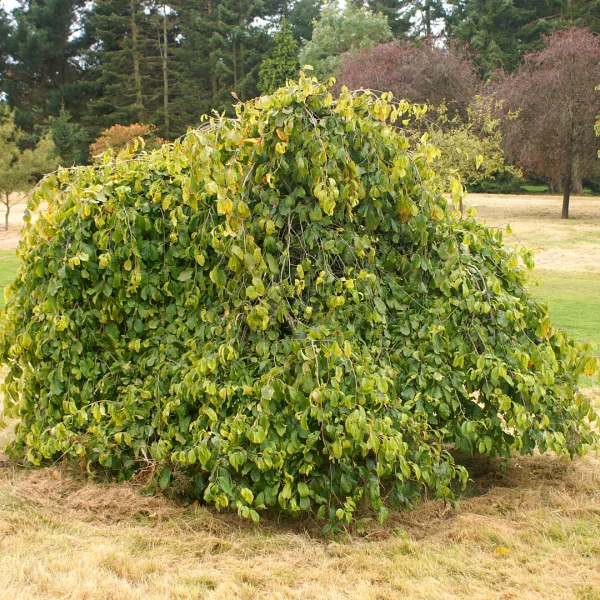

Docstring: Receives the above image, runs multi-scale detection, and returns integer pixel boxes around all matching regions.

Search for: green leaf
[210,267,227,288]
[159,468,172,490]
[178,269,194,282]
[297,482,310,497]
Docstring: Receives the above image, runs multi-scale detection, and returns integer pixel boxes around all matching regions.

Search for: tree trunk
[4,194,10,231]
[232,41,238,90]
[239,40,245,100]
[562,171,572,219]
[425,1,432,40]
[161,4,170,138]
[130,0,144,122]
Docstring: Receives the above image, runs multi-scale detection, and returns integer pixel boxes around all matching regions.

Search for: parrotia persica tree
[1,76,597,527]
[89,123,166,162]
[495,27,600,219]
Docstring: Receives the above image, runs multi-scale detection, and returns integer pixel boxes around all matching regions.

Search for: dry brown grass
[468,194,600,273]
[1,438,599,600]
[1,194,599,599]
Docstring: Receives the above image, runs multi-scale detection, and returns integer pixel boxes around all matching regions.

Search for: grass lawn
[0,250,18,309]
[0,193,599,600]
[532,270,600,348]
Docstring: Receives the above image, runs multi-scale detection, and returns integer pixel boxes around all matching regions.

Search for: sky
[1,0,18,12]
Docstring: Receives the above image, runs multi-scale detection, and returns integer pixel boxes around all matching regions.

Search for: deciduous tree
[299,3,393,80]
[495,27,600,219]
[89,123,165,160]
[0,105,57,230]
[2,78,597,527]
[338,41,477,115]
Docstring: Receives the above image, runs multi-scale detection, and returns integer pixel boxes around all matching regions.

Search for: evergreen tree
[48,106,89,166]
[0,8,12,84]
[352,0,450,39]
[177,0,278,121]
[258,21,300,94]
[145,1,185,138]
[399,0,450,40]
[84,0,150,133]
[446,0,599,76]
[1,1,89,135]
[286,0,324,42]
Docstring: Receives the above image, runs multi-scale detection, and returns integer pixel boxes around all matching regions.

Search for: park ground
[0,193,599,600]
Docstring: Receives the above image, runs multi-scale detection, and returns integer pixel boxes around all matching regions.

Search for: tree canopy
[299,3,393,80]
[258,21,301,94]
[337,41,477,115]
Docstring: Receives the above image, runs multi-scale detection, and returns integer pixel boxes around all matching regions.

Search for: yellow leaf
[265,219,276,235]
[217,197,233,215]
[495,546,510,556]
[238,137,261,145]
[276,129,289,142]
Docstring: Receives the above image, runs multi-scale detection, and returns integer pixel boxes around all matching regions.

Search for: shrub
[89,123,165,161]
[1,76,597,527]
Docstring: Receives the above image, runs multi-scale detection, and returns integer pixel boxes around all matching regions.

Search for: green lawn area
[531,270,600,349]
[0,250,18,309]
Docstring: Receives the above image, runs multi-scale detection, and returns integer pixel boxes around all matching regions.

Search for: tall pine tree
[2,0,89,136]
[84,0,150,133]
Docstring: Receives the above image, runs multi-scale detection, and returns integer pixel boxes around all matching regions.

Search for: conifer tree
[48,107,89,166]
[258,21,300,94]
[1,0,88,134]
[84,0,150,132]
[446,0,600,76]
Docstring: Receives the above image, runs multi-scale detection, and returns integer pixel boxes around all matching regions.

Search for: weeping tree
[1,76,597,528]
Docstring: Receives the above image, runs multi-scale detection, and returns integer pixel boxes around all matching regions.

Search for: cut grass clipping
[0,76,597,528]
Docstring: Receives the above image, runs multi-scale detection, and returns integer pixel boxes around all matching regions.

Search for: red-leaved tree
[337,42,478,115]
[495,28,600,218]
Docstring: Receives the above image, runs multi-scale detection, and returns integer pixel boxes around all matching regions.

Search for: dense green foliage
[298,4,393,81]
[449,0,600,77]
[427,96,518,189]
[48,107,90,167]
[1,77,598,526]
[258,22,301,95]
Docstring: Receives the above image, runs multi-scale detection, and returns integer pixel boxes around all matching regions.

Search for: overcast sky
[1,0,18,12]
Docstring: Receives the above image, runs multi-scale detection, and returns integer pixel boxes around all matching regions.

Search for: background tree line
[1,0,599,216]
